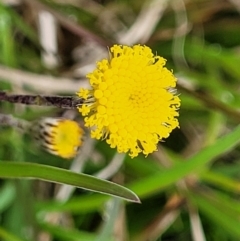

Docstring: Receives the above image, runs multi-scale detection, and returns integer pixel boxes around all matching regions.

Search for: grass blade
[129,125,240,198]
[0,162,140,203]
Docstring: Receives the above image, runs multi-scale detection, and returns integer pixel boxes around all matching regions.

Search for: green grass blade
[0,162,140,203]
[129,125,240,198]
[36,194,108,213]
[203,188,240,216]
[189,189,240,239]
[201,170,240,193]
[0,227,25,241]
[0,181,15,212]
[0,5,16,67]
[39,222,96,241]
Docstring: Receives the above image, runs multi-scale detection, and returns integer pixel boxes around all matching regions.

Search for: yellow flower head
[77,44,180,158]
[38,118,84,159]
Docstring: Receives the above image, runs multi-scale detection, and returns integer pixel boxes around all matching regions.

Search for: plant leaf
[129,124,240,198]
[0,161,140,203]
[189,189,240,239]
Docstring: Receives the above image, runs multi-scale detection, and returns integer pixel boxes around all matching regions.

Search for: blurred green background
[1,0,240,240]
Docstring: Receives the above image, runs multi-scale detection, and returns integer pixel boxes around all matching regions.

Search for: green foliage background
[1,0,240,240]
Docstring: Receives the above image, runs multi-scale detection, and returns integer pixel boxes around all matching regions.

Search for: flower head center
[77,44,180,158]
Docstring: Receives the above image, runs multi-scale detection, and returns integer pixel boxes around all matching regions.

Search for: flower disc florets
[77,44,180,158]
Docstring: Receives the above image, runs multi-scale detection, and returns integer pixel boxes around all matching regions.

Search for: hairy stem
[0,91,83,109]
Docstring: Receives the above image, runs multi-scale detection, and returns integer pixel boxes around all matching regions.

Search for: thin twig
[0,91,83,109]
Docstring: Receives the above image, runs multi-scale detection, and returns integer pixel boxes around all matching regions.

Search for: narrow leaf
[39,222,96,241]
[129,125,240,198]
[201,170,240,193]
[189,190,240,239]
[0,162,140,203]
